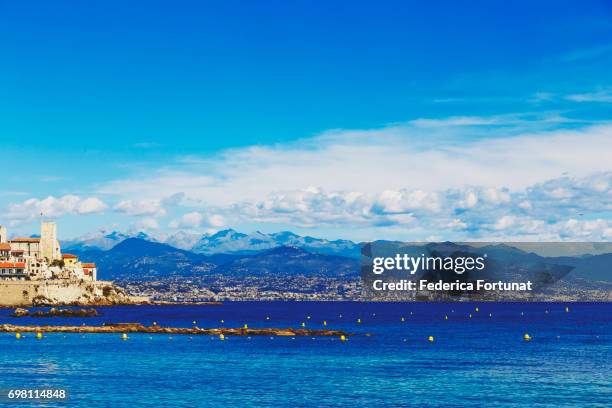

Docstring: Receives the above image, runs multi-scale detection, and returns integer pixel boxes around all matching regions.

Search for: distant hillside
[213,245,359,277]
[362,241,611,286]
[71,238,215,280]
[476,244,612,283]
[68,236,610,286]
[71,238,358,281]
[548,253,612,282]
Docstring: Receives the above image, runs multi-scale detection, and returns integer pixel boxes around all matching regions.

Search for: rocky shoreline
[0,301,222,308]
[0,323,348,337]
[11,307,100,318]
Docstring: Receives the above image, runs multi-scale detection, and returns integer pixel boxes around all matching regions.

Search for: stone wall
[0,280,132,306]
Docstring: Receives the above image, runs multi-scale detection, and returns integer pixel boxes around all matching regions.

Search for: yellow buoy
[192,321,197,325]
[469,314,472,318]
[219,334,225,341]
[301,322,306,327]
[323,320,327,326]
[524,333,531,341]
[340,335,346,342]
[444,315,448,320]
[428,335,434,342]
[475,307,479,312]
[36,332,43,339]
[121,333,128,341]
[565,306,569,313]
[357,318,361,324]
[243,324,248,329]
[15,332,21,340]
[220,319,224,324]
[401,317,405,322]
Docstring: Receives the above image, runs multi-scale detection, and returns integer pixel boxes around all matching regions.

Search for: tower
[0,225,6,243]
[40,221,60,260]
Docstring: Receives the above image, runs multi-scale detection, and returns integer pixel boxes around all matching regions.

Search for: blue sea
[0,302,610,407]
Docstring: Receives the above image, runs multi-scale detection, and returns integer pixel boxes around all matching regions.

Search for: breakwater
[0,323,348,337]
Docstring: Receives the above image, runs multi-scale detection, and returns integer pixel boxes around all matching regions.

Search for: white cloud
[456,190,479,209]
[207,214,226,228]
[113,199,166,217]
[170,212,203,228]
[447,218,468,230]
[409,116,501,127]
[528,92,555,104]
[493,215,516,230]
[559,219,611,240]
[372,190,441,213]
[132,217,160,231]
[78,197,108,214]
[200,172,609,240]
[98,121,612,208]
[169,212,226,229]
[6,195,107,221]
[566,89,612,103]
[9,116,605,241]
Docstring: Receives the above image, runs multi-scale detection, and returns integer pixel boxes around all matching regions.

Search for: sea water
[0,302,610,407]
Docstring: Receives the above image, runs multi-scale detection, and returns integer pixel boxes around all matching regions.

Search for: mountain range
[63,228,360,257]
[71,239,214,280]
[70,238,359,281]
[63,230,611,285]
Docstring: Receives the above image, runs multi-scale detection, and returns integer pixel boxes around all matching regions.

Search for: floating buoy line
[6,306,576,343]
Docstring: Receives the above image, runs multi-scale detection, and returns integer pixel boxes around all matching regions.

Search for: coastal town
[1,221,97,282]
[0,221,134,306]
[118,274,362,302]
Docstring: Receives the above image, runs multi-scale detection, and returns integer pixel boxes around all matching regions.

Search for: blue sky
[1,1,611,241]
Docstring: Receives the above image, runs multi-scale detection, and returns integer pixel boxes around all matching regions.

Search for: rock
[31,296,54,307]
[10,308,100,318]
[11,308,29,317]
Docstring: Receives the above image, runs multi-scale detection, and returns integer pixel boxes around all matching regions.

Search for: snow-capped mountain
[63,228,359,257]
[163,230,203,250]
[268,231,358,257]
[190,229,274,254]
[62,230,157,251]
[190,229,359,257]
